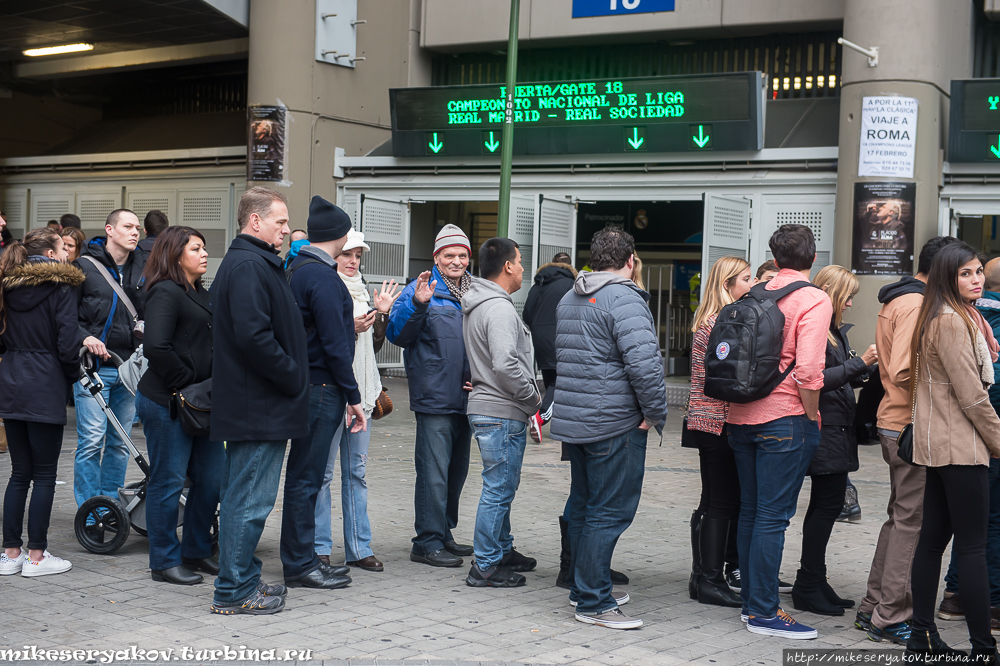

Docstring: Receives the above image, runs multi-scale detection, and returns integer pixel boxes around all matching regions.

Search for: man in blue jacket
[939,257,1000,626]
[284,196,365,590]
[388,224,474,568]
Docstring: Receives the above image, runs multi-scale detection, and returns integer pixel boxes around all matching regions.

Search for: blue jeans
[135,392,224,572]
[412,412,472,554]
[213,439,287,604]
[314,416,373,562]
[73,366,136,506]
[469,415,527,569]
[281,384,345,579]
[944,457,1000,606]
[565,428,647,615]
[729,414,820,618]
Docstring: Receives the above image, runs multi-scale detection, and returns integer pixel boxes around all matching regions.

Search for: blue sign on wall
[572,0,675,18]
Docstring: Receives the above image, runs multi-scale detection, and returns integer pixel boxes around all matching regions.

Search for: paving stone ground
[0,377,962,665]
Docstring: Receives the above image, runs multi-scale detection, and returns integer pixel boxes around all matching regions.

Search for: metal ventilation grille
[181,197,223,224]
[540,244,571,264]
[200,229,227,258]
[433,31,842,100]
[131,198,171,223]
[712,204,748,241]
[35,200,71,228]
[2,198,25,239]
[364,205,404,239]
[366,241,406,278]
[80,199,117,228]
[775,210,824,241]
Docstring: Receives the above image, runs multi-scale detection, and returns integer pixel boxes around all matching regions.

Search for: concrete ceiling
[0,0,248,63]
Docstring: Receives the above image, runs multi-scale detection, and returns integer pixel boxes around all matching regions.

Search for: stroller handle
[78,346,125,378]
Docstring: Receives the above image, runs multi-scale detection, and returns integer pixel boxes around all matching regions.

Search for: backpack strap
[749,280,821,386]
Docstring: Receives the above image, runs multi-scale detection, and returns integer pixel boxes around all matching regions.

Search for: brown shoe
[317,555,330,567]
[937,591,964,621]
[346,555,384,572]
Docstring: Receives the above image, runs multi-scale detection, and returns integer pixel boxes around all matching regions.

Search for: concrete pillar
[246,0,432,240]
[833,0,973,345]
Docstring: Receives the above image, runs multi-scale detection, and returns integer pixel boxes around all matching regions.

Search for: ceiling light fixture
[23,43,94,57]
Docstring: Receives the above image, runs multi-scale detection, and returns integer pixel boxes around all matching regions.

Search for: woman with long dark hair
[0,228,82,577]
[906,242,1000,661]
[791,265,876,617]
[686,255,752,607]
[135,226,223,585]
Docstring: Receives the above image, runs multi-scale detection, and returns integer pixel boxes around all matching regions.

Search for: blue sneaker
[747,609,818,639]
[854,610,872,631]
[867,620,910,645]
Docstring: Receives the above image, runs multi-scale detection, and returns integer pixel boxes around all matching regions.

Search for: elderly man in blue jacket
[938,257,1000,626]
[388,224,474,568]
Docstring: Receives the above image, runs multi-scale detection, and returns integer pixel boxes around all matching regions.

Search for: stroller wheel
[74,496,130,554]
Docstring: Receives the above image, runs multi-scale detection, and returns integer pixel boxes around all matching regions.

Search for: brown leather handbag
[372,386,393,420]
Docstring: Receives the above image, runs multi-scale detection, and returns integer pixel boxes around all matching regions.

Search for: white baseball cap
[342,228,370,252]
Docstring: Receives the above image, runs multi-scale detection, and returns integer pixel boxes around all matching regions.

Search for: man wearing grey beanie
[387,223,476,568]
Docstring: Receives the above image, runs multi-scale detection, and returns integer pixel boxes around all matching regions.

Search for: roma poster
[247,105,286,182]
[851,181,916,275]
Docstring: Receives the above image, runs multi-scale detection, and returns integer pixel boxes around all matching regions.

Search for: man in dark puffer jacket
[550,227,667,631]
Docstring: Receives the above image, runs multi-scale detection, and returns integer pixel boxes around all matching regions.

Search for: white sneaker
[21,551,72,577]
[575,607,643,630]
[570,590,629,607]
[0,548,27,575]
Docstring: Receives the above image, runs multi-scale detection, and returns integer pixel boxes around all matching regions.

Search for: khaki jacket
[912,310,1000,467]
[876,292,923,431]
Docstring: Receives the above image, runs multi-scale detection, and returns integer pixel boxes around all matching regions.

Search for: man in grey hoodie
[550,227,667,630]
[461,237,541,588]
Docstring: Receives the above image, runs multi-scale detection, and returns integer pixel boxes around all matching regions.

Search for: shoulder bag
[80,256,146,395]
[372,386,393,420]
[169,378,212,437]
[896,352,918,466]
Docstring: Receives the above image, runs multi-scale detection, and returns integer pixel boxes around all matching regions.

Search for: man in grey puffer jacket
[462,238,541,588]
[550,227,667,630]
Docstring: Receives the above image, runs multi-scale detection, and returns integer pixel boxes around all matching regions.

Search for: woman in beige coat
[907,242,1000,662]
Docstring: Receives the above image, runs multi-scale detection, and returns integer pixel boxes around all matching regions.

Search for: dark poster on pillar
[851,181,916,275]
[247,105,286,182]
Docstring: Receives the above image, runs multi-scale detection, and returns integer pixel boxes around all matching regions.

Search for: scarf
[967,303,1000,364]
[440,271,471,301]
[339,270,383,416]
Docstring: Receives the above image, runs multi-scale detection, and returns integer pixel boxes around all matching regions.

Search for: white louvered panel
[127,189,175,225]
[360,196,409,369]
[0,190,27,240]
[758,195,836,277]
[538,196,577,268]
[33,196,73,230]
[509,196,537,316]
[702,194,751,282]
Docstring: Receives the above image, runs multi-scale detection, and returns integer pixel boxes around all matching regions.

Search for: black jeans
[693,426,740,520]
[912,464,991,649]
[799,472,848,574]
[281,384,345,579]
[2,420,64,550]
[412,412,472,554]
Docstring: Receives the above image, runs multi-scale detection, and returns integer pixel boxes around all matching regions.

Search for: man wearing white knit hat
[387,223,476,568]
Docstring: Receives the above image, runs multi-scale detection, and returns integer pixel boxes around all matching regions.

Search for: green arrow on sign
[627,127,644,150]
[428,133,443,154]
[693,125,710,148]
[484,132,500,153]
[992,136,1000,159]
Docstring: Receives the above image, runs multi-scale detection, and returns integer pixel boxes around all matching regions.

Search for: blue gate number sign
[573,0,675,18]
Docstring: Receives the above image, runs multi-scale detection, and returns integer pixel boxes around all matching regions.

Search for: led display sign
[389,72,763,157]
[949,79,1000,162]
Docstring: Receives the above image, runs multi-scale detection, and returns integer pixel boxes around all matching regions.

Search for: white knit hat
[433,224,471,256]
[342,228,370,252]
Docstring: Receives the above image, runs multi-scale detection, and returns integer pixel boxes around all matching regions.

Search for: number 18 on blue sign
[573,0,675,18]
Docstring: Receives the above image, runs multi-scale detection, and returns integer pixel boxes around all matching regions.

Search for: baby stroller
[73,348,209,554]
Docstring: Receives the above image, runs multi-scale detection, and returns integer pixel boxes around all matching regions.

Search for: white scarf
[339,270,383,416]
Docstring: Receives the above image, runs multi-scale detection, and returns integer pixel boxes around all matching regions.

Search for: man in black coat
[72,209,145,508]
[135,209,169,261]
[282,196,364,590]
[522,252,577,429]
[209,187,308,616]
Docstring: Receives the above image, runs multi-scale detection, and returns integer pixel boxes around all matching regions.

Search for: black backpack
[704,281,818,404]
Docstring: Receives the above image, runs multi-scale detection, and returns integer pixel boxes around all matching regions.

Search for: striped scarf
[440,271,471,301]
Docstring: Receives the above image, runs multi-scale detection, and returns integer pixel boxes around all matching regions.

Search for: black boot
[905,628,968,661]
[791,568,845,616]
[689,509,704,600]
[817,565,854,608]
[725,518,740,588]
[971,640,1000,666]
[696,517,743,608]
[556,515,572,590]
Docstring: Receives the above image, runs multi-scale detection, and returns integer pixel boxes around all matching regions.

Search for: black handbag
[170,378,212,437]
[681,417,698,448]
[896,353,918,466]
